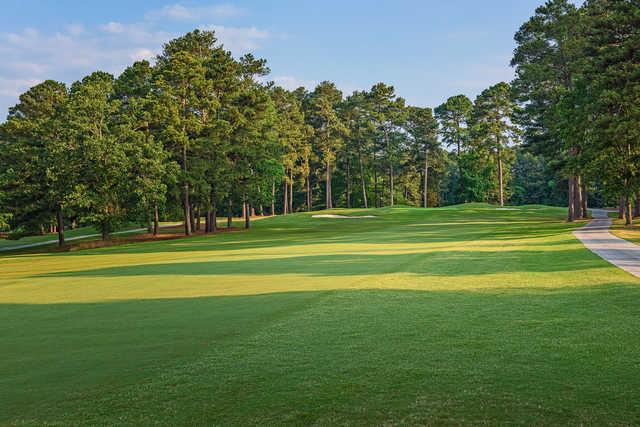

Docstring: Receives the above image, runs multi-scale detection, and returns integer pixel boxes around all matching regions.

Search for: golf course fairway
[1,204,639,425]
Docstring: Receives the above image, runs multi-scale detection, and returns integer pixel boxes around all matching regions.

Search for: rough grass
[1,203,639,425]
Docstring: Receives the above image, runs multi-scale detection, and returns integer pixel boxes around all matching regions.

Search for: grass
[1,203,640,425]
[610,217,640,246]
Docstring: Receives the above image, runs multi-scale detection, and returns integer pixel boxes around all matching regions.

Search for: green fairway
[1,204,639,425]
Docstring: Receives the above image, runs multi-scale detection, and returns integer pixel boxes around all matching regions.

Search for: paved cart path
[574,208,640,278]
[0,226,173,253]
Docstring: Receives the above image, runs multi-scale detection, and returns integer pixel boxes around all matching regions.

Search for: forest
[0,0,638,246]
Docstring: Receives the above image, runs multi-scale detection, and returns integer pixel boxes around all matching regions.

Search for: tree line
[1,0,637,246]
[511,0,640,224]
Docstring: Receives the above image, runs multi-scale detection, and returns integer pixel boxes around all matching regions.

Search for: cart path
[574,208,640,278]
[0,226,171,253]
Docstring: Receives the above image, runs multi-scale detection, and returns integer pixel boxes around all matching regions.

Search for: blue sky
[1,0,560,118]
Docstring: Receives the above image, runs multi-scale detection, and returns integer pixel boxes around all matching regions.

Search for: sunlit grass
[610,217,640,246]
[1,204,639,425]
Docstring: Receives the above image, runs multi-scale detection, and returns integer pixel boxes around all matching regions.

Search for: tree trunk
[389,166,394,207]
[326,161,332,209]
[182,144,192,236]
[346,157,351,209]
[497,148,504,207]
[153,202,159,236]
[582,181,588,218]
[244,200,251,229]
[242,201,247,220]
[56,205,65,247]
[374,166,379,208]
[209,188,217,232]
[423,149,429,208]
[358,151,368,208]
[306,174,312,212]
[195,206,201,231]
[457,138,464,201]
[283,180,288,215]
[626,195,633,226]
[271,181,275,216]
[212,198,217,232]
[227,199,233,229]
[574,176,583,219]
[567,177,575,222]
[635,193,640,218]
[619,196,626,220]
[289,172,294,213]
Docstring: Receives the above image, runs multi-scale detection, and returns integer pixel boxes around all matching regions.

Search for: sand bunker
[312,214,377,219]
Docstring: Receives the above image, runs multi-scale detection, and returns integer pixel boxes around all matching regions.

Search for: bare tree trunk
[283,180,288,215]
[271,181,275,216]
[567,177,575,222]
[581,181,588,218]
[358,150,368,208]
[289,171,293,213]
[389,165,394,207]
[211,198,217,232]
[626,195,633,226]
[457,138,464,201]
[619,196,626,220]
[635,193,640,218]
[195,206,201,231]
[182,145,192,236]
[227,199,233,229]
[56,205,65,246]
[346,158,351,209]
[153,202,159,236]
[244,198,251,229]
[423,149,429,208]
[574,176,583,219]
[306,174,312,212]
[326,161,332,209]
[374,166,379,208]
[497,148,504,207]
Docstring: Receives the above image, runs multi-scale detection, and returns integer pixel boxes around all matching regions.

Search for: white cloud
[0,4,274,118]
[269,75,317,91]
[146,3,245,21]
[204,25,270,52]
[0,77,41,97]
[100,21,125,34]
[130,48,156,62]
[66,23,85,36]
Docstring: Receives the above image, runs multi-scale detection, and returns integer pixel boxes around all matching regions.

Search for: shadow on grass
[32,214,578,258]
[2,285,640,425]
[36,247,608,279]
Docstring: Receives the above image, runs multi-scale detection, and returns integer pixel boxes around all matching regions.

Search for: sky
[1,0,560,119]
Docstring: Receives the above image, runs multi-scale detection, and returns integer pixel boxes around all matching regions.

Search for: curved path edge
[574,208,640,278]
[0,225,175,253]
